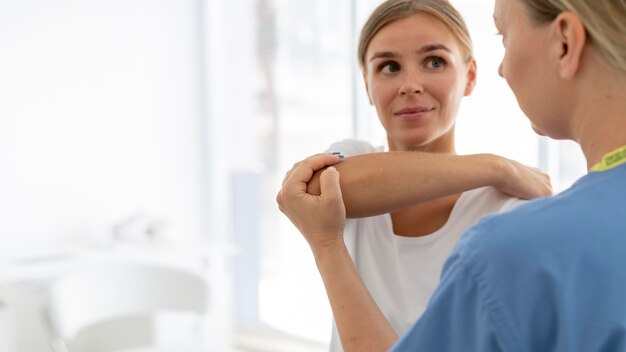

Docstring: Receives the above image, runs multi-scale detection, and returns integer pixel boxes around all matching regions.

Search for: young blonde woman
[278,0,626,350]
[282,0,551,350]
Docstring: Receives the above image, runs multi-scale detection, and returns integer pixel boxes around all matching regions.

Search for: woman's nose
[399,72,424,96]
[498,62,504,78]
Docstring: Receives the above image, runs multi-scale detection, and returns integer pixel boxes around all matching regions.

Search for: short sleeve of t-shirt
[325,139,380,157]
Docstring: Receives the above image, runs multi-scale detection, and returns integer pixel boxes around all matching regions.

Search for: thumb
[320,166,343,201]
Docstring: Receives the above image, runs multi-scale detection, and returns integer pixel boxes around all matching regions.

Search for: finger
[282,167,294,186]
[320,166,343,203]
[282,159,305,186]
[301,153,342,171]
[283,154,341,186]
[284,154,342,186]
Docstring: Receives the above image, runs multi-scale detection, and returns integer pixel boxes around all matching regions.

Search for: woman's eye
[426,57,445,69]
[381,62,400,74]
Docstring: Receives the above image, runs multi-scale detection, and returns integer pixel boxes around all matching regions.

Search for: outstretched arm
[303,152,551,218]
[277,154,398,352]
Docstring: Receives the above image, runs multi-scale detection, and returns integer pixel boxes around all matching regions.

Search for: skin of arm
[277,154,398,351]
[315,241,399,351]
[305,151,552,218]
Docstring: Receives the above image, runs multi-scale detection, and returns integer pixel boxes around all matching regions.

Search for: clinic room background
[0,0,586,351]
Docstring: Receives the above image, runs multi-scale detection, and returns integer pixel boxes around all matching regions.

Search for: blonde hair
[357,0,473,71]
[522,0,626,72]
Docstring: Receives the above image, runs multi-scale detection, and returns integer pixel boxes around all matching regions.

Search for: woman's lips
[394,107,435,120]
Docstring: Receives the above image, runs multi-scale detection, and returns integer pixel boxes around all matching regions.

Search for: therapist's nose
[498,62,504,78]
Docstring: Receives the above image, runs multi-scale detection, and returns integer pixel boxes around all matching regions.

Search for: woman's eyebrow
[418,44,451,54]
[369,51,396,62]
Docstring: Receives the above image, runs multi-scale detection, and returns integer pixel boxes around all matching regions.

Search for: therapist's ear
[553,12,586,79]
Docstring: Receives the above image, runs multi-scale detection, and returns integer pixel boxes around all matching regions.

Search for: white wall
[0,0,207,252]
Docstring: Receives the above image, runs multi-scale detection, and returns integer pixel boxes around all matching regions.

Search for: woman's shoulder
[326,139,383,156]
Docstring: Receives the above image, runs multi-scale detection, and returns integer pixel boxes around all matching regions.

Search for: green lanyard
[590,145,626,172]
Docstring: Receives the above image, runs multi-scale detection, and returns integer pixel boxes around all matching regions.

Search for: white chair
[43,262,211,352]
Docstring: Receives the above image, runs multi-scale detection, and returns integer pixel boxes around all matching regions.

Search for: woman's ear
[464,58,477,96]
[553,12,586,79]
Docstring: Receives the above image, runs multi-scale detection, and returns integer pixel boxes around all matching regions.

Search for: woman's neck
[388,136,456,154]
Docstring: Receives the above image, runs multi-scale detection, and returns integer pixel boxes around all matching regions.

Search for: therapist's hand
[277,153,346,254]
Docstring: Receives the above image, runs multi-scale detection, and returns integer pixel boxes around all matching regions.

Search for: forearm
[308,152,506,218]
[276,155,396,349]
[313,242,398,352]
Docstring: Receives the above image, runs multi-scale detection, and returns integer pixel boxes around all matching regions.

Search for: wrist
[461,153,506,187]
[490,154,513,190]
[311,236,349,270]
[474,153,509,188]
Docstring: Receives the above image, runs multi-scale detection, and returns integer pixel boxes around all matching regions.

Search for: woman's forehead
[370,14,458,47]
[367,14,463,57]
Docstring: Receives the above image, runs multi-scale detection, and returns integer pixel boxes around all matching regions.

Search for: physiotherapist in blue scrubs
[277,0,626,350]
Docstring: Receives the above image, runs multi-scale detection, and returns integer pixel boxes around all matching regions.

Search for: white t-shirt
[326,139,526,352]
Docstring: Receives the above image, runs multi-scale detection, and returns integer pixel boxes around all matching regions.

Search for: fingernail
[327,166,337,171]
[331,152,345,159]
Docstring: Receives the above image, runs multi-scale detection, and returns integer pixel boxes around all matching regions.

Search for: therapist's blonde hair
[522,0,626,72]
[357,0,473,72]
